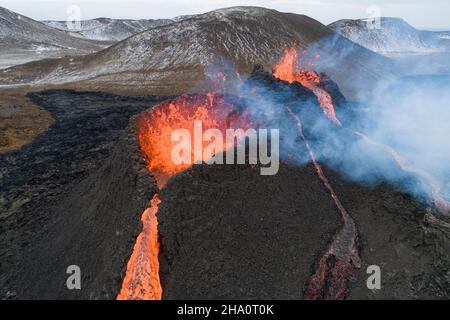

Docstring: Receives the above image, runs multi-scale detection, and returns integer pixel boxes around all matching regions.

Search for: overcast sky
[1,0,449,30]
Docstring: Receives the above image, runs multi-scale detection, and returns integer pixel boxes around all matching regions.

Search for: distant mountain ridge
[1,6,392,100]
[43,18,175,41]
[329,17,450,55]
[0,6,109,68]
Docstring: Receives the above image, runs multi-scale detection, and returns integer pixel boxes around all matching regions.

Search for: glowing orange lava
[117,194,162,300]
[274,48,342,126]
[136,94,250,188]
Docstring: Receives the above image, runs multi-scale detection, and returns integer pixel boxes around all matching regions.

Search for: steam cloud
[311,35,450,205]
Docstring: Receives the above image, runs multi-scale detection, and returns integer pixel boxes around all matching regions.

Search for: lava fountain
[117,93,251,300]
[135,94,251,188]
[274,48,342,126]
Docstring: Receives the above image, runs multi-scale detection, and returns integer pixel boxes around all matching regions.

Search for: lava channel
[117,194,162,300]
[287,107,360,300]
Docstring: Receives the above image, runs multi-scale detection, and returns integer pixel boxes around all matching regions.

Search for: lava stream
[287,107,360,300]
[117,194,162,300]
[274,48,342,126]
[355,132,450,215]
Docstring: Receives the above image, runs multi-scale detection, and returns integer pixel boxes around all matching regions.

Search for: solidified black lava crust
[157,159,450,299]
[158,161,341,299]
[0,90,163,299]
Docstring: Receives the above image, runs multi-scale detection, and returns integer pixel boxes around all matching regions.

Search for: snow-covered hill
[1,6,392,99]
[0,7,110,68]
[329,17,450,56]
[43,18,174,41]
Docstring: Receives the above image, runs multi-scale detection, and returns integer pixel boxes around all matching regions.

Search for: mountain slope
[43,18,174,41]
[329,17,450,55]
[0,7,392,99]
[0,7,110,68]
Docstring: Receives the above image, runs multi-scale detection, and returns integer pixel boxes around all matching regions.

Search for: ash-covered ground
[0,88,449,300]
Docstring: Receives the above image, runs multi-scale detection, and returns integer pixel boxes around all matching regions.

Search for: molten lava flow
[274,48,342,126]
[287,107,360,300]
[355,132,450,215]
[118,94,252,300]
[117,194,162,300]
[136,94,250,188]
